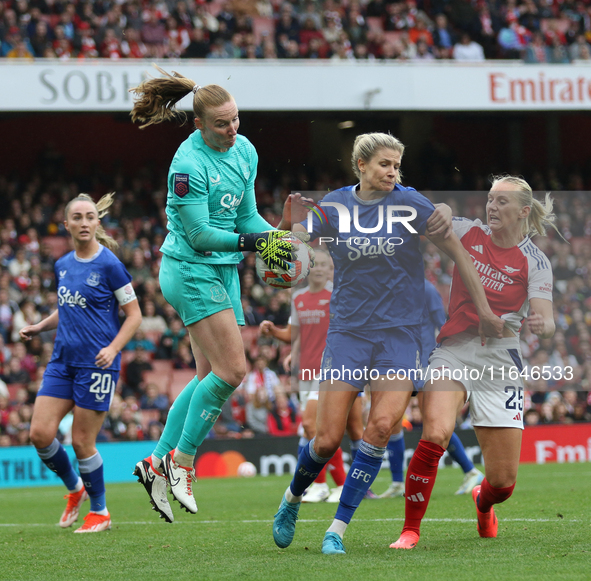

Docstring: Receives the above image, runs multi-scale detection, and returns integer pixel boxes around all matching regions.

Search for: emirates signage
[0,61,590,111]
[520,424,591,464]
[490,71,591,105]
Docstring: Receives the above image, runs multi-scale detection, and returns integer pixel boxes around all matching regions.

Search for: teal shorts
[159,254,244,327]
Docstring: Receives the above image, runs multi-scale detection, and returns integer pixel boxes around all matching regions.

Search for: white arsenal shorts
[299,379,320,410]
[426,332,525,429]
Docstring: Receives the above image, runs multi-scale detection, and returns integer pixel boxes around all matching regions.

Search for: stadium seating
[169,369,197,401]
[41,237,71,259]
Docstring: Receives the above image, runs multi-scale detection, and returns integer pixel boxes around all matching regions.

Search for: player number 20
[90,373,113,394]
[504,386,523,411]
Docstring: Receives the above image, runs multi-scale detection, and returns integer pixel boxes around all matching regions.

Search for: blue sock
[298,436,310,458]
[79,453,106,513]
[335,440,386,524]
[36,438,79,491]
[290,438,331,497]
[387,431,405,483]
[350,439,361,462]
[447,432,474,473]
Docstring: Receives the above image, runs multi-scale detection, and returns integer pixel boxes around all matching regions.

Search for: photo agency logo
[300,195,418,253]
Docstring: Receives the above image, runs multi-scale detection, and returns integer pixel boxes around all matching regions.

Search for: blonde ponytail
[130,64,233,129]
[490,175,563,240]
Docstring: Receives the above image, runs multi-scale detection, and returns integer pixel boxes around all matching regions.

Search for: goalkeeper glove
[238,231,293,271]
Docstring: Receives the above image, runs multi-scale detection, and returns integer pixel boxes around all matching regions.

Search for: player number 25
[504,386,523,411]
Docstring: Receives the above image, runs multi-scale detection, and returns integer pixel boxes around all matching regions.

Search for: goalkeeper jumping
[129,66,311,522]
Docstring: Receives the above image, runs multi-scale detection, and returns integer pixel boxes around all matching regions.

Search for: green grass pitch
[1,463,589,581]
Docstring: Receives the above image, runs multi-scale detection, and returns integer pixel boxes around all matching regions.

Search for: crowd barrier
[1,424,589,489]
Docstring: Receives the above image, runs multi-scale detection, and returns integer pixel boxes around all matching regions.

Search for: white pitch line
[0,517,578,527]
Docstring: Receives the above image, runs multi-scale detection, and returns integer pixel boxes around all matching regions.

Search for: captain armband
[114,283,137,306]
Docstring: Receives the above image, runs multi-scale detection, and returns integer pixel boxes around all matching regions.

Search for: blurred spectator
[11,300,41,343]
[165,16,190,54]
[524,408,540,426]
[140,383,169,412]
[498,20,529,58]
[211,399,244,439]
[244,355,280,401]
[2,26,34,56]
[125,330,156,353]
[53,25,73,59]
[128,249,152,287]
[263,294,289,326]
[453,32,485,61]
[0,289,18,342]
[182,27,209,58]
[8,249,30,278]
[524,32,549,63]
[123,345,153,398]
[413,39,435,60]
[0,336,11,374]
[139,299,167,334]
[100,28,123,59]
[156,317,186,359]
[30,20,53,57]
[0,379,8,400]
[146,420,164,441]
[173,342,196,369]
[2,356,31,385]
[245,386,271,434]
[121,27,148,59]
[432,14,455,59]
[267,391,299,436]
[77,22,98,59]
[6,39,34,59]
[12,342,36,379]
[570,34,591,61]
[141,9,167,58]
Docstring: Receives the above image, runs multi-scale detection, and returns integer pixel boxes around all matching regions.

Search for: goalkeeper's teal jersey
[160,131,262,264]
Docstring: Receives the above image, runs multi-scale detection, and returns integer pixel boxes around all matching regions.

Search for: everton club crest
[86,272,100,287]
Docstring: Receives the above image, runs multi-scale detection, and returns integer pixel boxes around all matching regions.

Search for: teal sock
[153,376,199,459]
[177,372,235,456]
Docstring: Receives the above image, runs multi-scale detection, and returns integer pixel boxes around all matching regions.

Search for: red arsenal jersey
[438,218,553,342]
[292,286,332,378]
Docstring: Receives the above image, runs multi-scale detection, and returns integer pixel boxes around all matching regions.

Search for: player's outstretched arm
[426,231,504,344]
[426,203,453,239]
[95,299,142,369]
[19,309,59,341]
[260,321,292,344]
[278,193,315,230]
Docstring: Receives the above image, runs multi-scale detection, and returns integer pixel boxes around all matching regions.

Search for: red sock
[327,447,346,486]
[315,465,327,484]
[402,439,445,536]
[477,479,515,513]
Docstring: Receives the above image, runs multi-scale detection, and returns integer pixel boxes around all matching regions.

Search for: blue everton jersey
[51,245,132,370]
[306,185,435,330]
[420,279,446,366]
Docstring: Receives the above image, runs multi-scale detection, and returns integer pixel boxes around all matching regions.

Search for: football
[256,234,311,288]
[237,461,257,477]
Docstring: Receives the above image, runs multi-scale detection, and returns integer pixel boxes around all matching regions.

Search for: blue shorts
[320,326,421,391]
[38,362,119,412]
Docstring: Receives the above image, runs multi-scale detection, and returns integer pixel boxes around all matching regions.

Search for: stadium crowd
[0,0,590,62]
[0,149,591,447]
